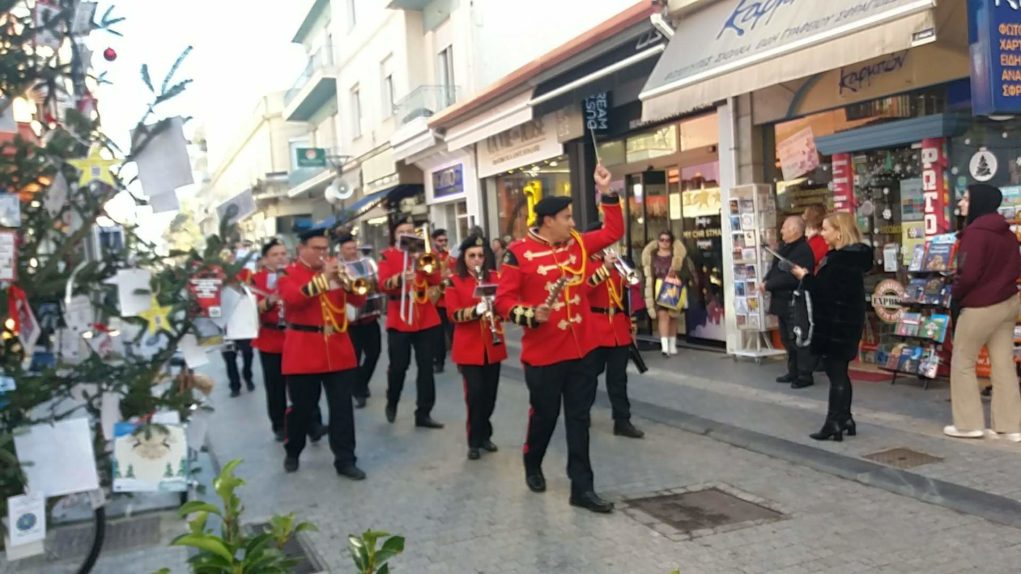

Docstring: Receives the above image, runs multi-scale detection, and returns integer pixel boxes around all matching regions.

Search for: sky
[91,0,309,242]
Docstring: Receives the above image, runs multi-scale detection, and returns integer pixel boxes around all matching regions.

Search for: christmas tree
[0,0,244,541]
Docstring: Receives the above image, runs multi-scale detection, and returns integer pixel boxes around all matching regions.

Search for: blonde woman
[791,213,872,441]
[642,231,688,356]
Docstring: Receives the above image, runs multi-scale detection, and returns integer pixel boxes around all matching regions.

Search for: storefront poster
[921,138,951,237]
[777,127,820,181]
[969,0,1021,116]
[680,214,725,343]
[432,164,464,199]
[831,153,854,212]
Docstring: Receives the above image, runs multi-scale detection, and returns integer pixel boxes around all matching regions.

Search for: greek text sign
[969,0,1021,115]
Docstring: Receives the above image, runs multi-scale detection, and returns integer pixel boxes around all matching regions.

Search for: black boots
[570,491,614,513]
[613,420,645,439]
[809,420,844,442]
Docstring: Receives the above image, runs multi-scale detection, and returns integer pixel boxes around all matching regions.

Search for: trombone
[417,223,437,274]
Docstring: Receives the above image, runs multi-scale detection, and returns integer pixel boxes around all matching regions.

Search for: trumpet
[605,248,640,286]
[417,223,437,274]
[475,265,502,346]
[328,258,371,295]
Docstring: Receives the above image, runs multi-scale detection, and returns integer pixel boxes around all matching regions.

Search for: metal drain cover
[626,487,782,534]
[247,522,324,574]
[863,448,943,469]
[50,515,162,560]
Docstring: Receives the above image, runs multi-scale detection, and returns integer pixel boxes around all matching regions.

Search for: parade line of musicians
[243,163,638,514]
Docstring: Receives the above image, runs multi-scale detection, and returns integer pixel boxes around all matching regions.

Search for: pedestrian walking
[791,212,872,441]
[642,231,688,356]
[944,184,1021,442]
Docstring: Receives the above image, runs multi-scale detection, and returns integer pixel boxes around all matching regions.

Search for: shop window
[491,155,570,241]
[626,124,678,164]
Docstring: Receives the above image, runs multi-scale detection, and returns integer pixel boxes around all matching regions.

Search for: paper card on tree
[151,410,181,425]
[32,0,63,49]
[14,418,100,497]
[64,295,94,333]
[222,286,258,341]
[148,190,180,214]
[0,230,17,281]
[57,329,84,364]
[0,98,15,134]
[132,116,194,200]
[7,493,45,547]
[179,334,210,368]
[44,172,68,217]
[0,373,14,409]
[0,193,20,227]
[112,424,188,493]
[100,393,120,440]
[69,383,99,402]
[188,277,223,318]
[87,488,105,509]
[104,268,152,317]
[10,287,40,358]
[71,1,97,34]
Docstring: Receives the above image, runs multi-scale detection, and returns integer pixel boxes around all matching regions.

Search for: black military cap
[533,196,572,219]
[458,234,486,253]
[335,232,356,245]
[298,227,328,243]
[260,238,282,256]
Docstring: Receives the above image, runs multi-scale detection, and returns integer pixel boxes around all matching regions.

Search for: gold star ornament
[68,147,119,187]
[138,295,172,335]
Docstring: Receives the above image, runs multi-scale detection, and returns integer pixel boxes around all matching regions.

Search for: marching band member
[338,233,382,409]
[278,228,367,480]
[444,235,506,461]
[377,218,445,429]
[583,226,644,440]
[430,228,456,373]
[252,239,290,441]
[495,163,622,513]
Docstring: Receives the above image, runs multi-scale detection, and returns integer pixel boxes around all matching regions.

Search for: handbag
[655,277,687,311]
[788,282,813,348]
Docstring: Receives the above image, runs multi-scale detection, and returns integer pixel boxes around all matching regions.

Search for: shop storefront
[421,151,479,246]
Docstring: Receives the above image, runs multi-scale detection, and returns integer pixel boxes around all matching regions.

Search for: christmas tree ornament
[137,294,172,335]
[68,147,119,187]
[103,47,117,61]
[43,172,68,217]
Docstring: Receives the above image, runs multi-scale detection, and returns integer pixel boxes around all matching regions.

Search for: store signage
[477,116,563,178]
[432,164,464,199]
[295,147,327,168]
[583,92,611,134]
[969,0,1021,115]
[839,51,908,96]
[776,126,819,181]
[871,279,906,324]
[921,138,950,237]
[969,149,998,182]
[831,153,854,213]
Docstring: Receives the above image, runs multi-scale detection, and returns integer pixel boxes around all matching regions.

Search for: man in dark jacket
[763,216,817,388]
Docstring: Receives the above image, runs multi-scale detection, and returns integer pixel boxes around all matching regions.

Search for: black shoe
[434,364,444,374]
[283,457,299,473]
[335,463,366,481]
[775,374,795,383]
[415,417,444,429]
[467,448,481,460]
[354,396,367,409]
[842,417,857,437]
[482,440,498,453]
[791,379,814,389]
[385,403,397,423]
[569,491,614,513]
[273,430,286,443]
[525,471,546,493]
[309,425,327,443]
[613,421,645,439]
[809,420,844,442]
[229,389,241,398]
[245,381,255,392]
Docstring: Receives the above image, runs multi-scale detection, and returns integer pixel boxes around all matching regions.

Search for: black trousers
[777,313,815,383]
[222,339,253,392]
[823,356,853,423]
[523,355,597,494]
[259,351,287,433]
[350,320,382,399]
[285,370,356,466]
[387,326,439,419]
[434,308,453,368]
[587,345,632,422]
[461,363,501,448]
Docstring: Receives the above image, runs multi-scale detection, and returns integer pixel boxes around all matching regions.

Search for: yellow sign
[524,180,542,226]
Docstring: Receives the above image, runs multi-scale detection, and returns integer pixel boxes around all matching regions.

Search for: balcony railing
[284,43,335,106]
[394,85,460,127]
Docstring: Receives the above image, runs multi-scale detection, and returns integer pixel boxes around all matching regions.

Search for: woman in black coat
[792,212,873,441]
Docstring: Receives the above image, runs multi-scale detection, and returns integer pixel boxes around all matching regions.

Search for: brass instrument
[474,265,502,346]
[604,248,640,286]
[328,258,370,295]
[417,223,437,274]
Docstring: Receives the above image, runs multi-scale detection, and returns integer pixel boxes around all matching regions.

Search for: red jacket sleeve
[378,249,402,295]
[579,198,624,254]
[495,255,538,328]
[278,274,316,310]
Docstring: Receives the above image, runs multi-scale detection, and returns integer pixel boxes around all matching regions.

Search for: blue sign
[970,0,1021,115]
[432,164,464,199]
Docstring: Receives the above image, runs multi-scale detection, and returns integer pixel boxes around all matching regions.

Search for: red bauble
[103,47,117,61]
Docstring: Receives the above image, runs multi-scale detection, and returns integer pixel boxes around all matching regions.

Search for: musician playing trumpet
[377,217,445,429]
[444,235,507,461]
[494,162,623,514]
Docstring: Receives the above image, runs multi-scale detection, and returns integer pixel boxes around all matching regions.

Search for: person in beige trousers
[945,184,1021,442]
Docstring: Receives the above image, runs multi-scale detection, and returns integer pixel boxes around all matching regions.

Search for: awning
[331,183,424,227]
[640,0,938,122]
[443,90,534,152]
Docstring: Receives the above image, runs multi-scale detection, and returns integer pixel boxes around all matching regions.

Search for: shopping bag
[655,277,686,311]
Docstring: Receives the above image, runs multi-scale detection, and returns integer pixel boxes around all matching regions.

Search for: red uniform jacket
[586,262,633,348]
[251,268,285,353]
[444,272,508,366]
[278,260,365,375]
[378,246,442,332]
[495,197,624,366]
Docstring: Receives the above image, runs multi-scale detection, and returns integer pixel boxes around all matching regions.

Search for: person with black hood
[791,212,872,441]
[944,184,1021,442]
[762,215,817,389]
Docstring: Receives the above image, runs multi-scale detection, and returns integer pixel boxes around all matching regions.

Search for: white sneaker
[943,425,984,439]
[984,429,1021,442]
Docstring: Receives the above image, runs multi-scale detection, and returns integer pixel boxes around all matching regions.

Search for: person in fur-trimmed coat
[642,231,691,356]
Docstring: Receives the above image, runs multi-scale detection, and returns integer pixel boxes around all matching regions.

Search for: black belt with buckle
[590,307,619,315]
[287,323,327,333]
[261,322,285,331]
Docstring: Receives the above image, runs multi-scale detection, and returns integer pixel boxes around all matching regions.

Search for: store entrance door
[622,170,669,264]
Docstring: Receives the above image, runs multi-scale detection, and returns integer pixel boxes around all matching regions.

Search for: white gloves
[475,302,488,316]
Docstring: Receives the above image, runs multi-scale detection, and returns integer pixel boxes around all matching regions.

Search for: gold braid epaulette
[452,306,481,323]
[587,265,610,288]
[508,305,537,328]
[300,273,330,298]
